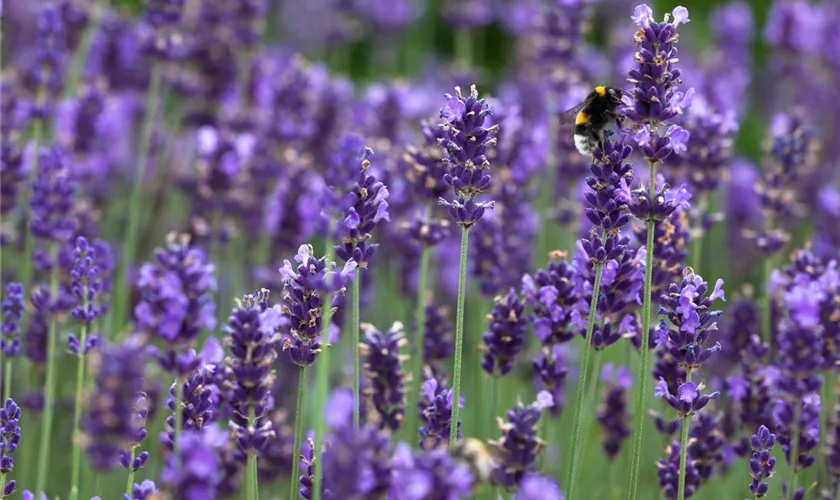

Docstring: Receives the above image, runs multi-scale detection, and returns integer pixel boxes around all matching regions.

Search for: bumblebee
[451,437,496,490]
[561,86,626,156]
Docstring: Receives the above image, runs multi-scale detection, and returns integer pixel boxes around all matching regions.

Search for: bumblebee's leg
[597,131,605,152]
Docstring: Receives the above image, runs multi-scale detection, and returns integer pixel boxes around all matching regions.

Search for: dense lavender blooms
[419,377,463,450]
[24,287,51,364]
[489,393,551,491]
[82,340,147,470]
[655,378,719,416]
[655,268,725,370]
[360,322,407,431]
[437,85,498,228]
[675,98,736,195]
[161,369,214,451]
[161,427,224,500]
[120,393,150,472]
[68,237,104,325]
[657,441,699,499]
[389,442,473,499]
[687,413,725,483]
[224,290,281,454]
[280,244,356,367]
[597,364,632,460]
[774,393,820,473]
[421,304,453,376]
[522,253,580,345]
[726,335,774,456]
[334,146,391,267]
[29,5,65,115]
[532,344,569,417]
[0,398,21,497]
[142,0,186,58]
[481,288,528,376]
[135,234,217,376]
[749,425,776,498]
[29,147,77,245]
[321,424,393,499]
[299,436,317,500]
[1,283,24,357]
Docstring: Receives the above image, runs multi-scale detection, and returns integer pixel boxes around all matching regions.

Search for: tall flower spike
[280,244,356,367]
[134,233,217,376]
[161,427,224,499]
[422,304,453,377]
[120,393,150,472]
[225,290,282,454]
[29,5,65,118]
[360,322,408,431]
[334,146,390,268]
[656,441,699,499]
[0,398,22,498]
[654,378,720,417]
[29,147,77,245]
[597,364,633,460]
[773,393,820,473]
[321,425,393,499]
[748,425,776,498]
[124,479,161,500]
[489,392,552,491]
[143,0,187,59]
[655,267,725,370]
[522,252,580,345]
[418,377,463,450]
[481,288,528,376]
[82,340,147,470]
[162,369,214,452]
[437,85,498,228]
[1,283,24,357]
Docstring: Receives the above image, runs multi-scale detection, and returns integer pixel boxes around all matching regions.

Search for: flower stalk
[290,368,307,500]
[677,369,693,500]
[69,291,90,500]
[407,205,433,445]
[449,227,470,451]
[35,246,59,495]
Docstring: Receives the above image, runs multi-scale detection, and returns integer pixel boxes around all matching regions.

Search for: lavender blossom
[389,442,473,499]
[532,344,569,417]
[280,244,356,367]
[773,393,820,474]
[515,474,564,500]
[28,5,65,117]
[748,425,776,498]
[161,427,224,499]
[419,377,463,450]
[438,85,498,228]
[657,441,699,499]
[225,290,282,454]
[597,364,632,460]
[655,268,725,370]
[489,393,551,491]
[135,233,217,376]
[29,147,77,246]
[1,283,24,357]
[522,253,580,345]
[481,288,528,376]
[634,211,690,299]
[654,379,719,417]
[334,146,390,268]
[360,322,408,431]
[162,368,214,452]
[120,393,150,472]
[687,413,725,483]
[422,304,453,376]
[124,479,161,500]
[321,424,393,499]
[82,340,147,470]
[0,398,21,497]
[142,0,187,59]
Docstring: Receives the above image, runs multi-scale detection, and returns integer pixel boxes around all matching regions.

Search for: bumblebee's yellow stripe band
[595,86,606,96]
[575,112,588,125]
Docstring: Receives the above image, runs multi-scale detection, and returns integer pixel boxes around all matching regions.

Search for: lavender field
[1,0,839,499]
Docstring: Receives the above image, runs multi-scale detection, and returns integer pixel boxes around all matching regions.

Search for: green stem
[175,376,184,442]
[407,205,432,446]
[3,361,11,401]
[19,120,44,292]
[61,1,106,99]
[352,272,362,431]
[125,449,135,495]
[314,239,335,500]
[290,368,307,500]
[113,62,162,333]
[35,246,60,495]
[626,160,658,500]
[449,227,471,451]
[247,406,257,500]
[566,263,604,499]
[70,292,90,500]
[677,369,693,500]
[455,30,472,67]
[789,400,802,500]
[761,256,773,343]
[0,473,6,500]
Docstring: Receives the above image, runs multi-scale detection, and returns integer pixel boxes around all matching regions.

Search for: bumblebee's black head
[596,86,623,107]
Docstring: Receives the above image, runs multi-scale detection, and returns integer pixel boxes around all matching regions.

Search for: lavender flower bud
[322,425,392,499]
[143,0,186,59]
[29,147,77,245]
[597,364,632,460]
[688,413,725,483]
[421,304,453,377]
[0,398,22,496]
[481,288,528,376]
[773,393,820,472]
[489,393,552,491]
[522,253,580,345]
[657,440,699,498]
[29,5,66,118]
[161,427,224,499]
[654,378,720,417]
[360,322,408,431]
[69,236,104,325]
[438,85,498,228]
[532,344,568,417]
[748,425,776,497]
[419,377,463,450]
[119,393,150,472]
[1,283,24,357]
[404,121,449,203]
[161,368,214,452]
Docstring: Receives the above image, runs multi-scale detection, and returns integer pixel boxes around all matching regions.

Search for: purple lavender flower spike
[598,365,632,460]
[280,244,355,367]
[82,340,147,470]
[124,479,160,500]
[0,398,22,497]
[418,377,463,450]
[224,289,281,455]
[773,393,820,472]
[748,425,776,498]
[135,233,217,377]
[119,392,150,471]
[657,440,699,498]
[515,474,564,500]
[300,435,317,500]
[656,268,724,370]
[687,413,725,483]
[532,344,569,418]
[438,85,498,228]
[142,0,186,59]
[655,378,719,417]
[389,442,473,499]
[28,5,65,118]
[360,321,408,431]
[321,424,392,499]
[69,236,104,328]
[422,304,453,377]
[161,426,225,500]
[523,252,580,345]
[30,147,77,245]
[161,365,215,452]
[481,288,528,376]
[1,283,24,357]
[334,146,390,268]
[489,392,552,491]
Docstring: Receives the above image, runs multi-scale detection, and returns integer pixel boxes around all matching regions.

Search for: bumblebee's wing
[558,98,593,124]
